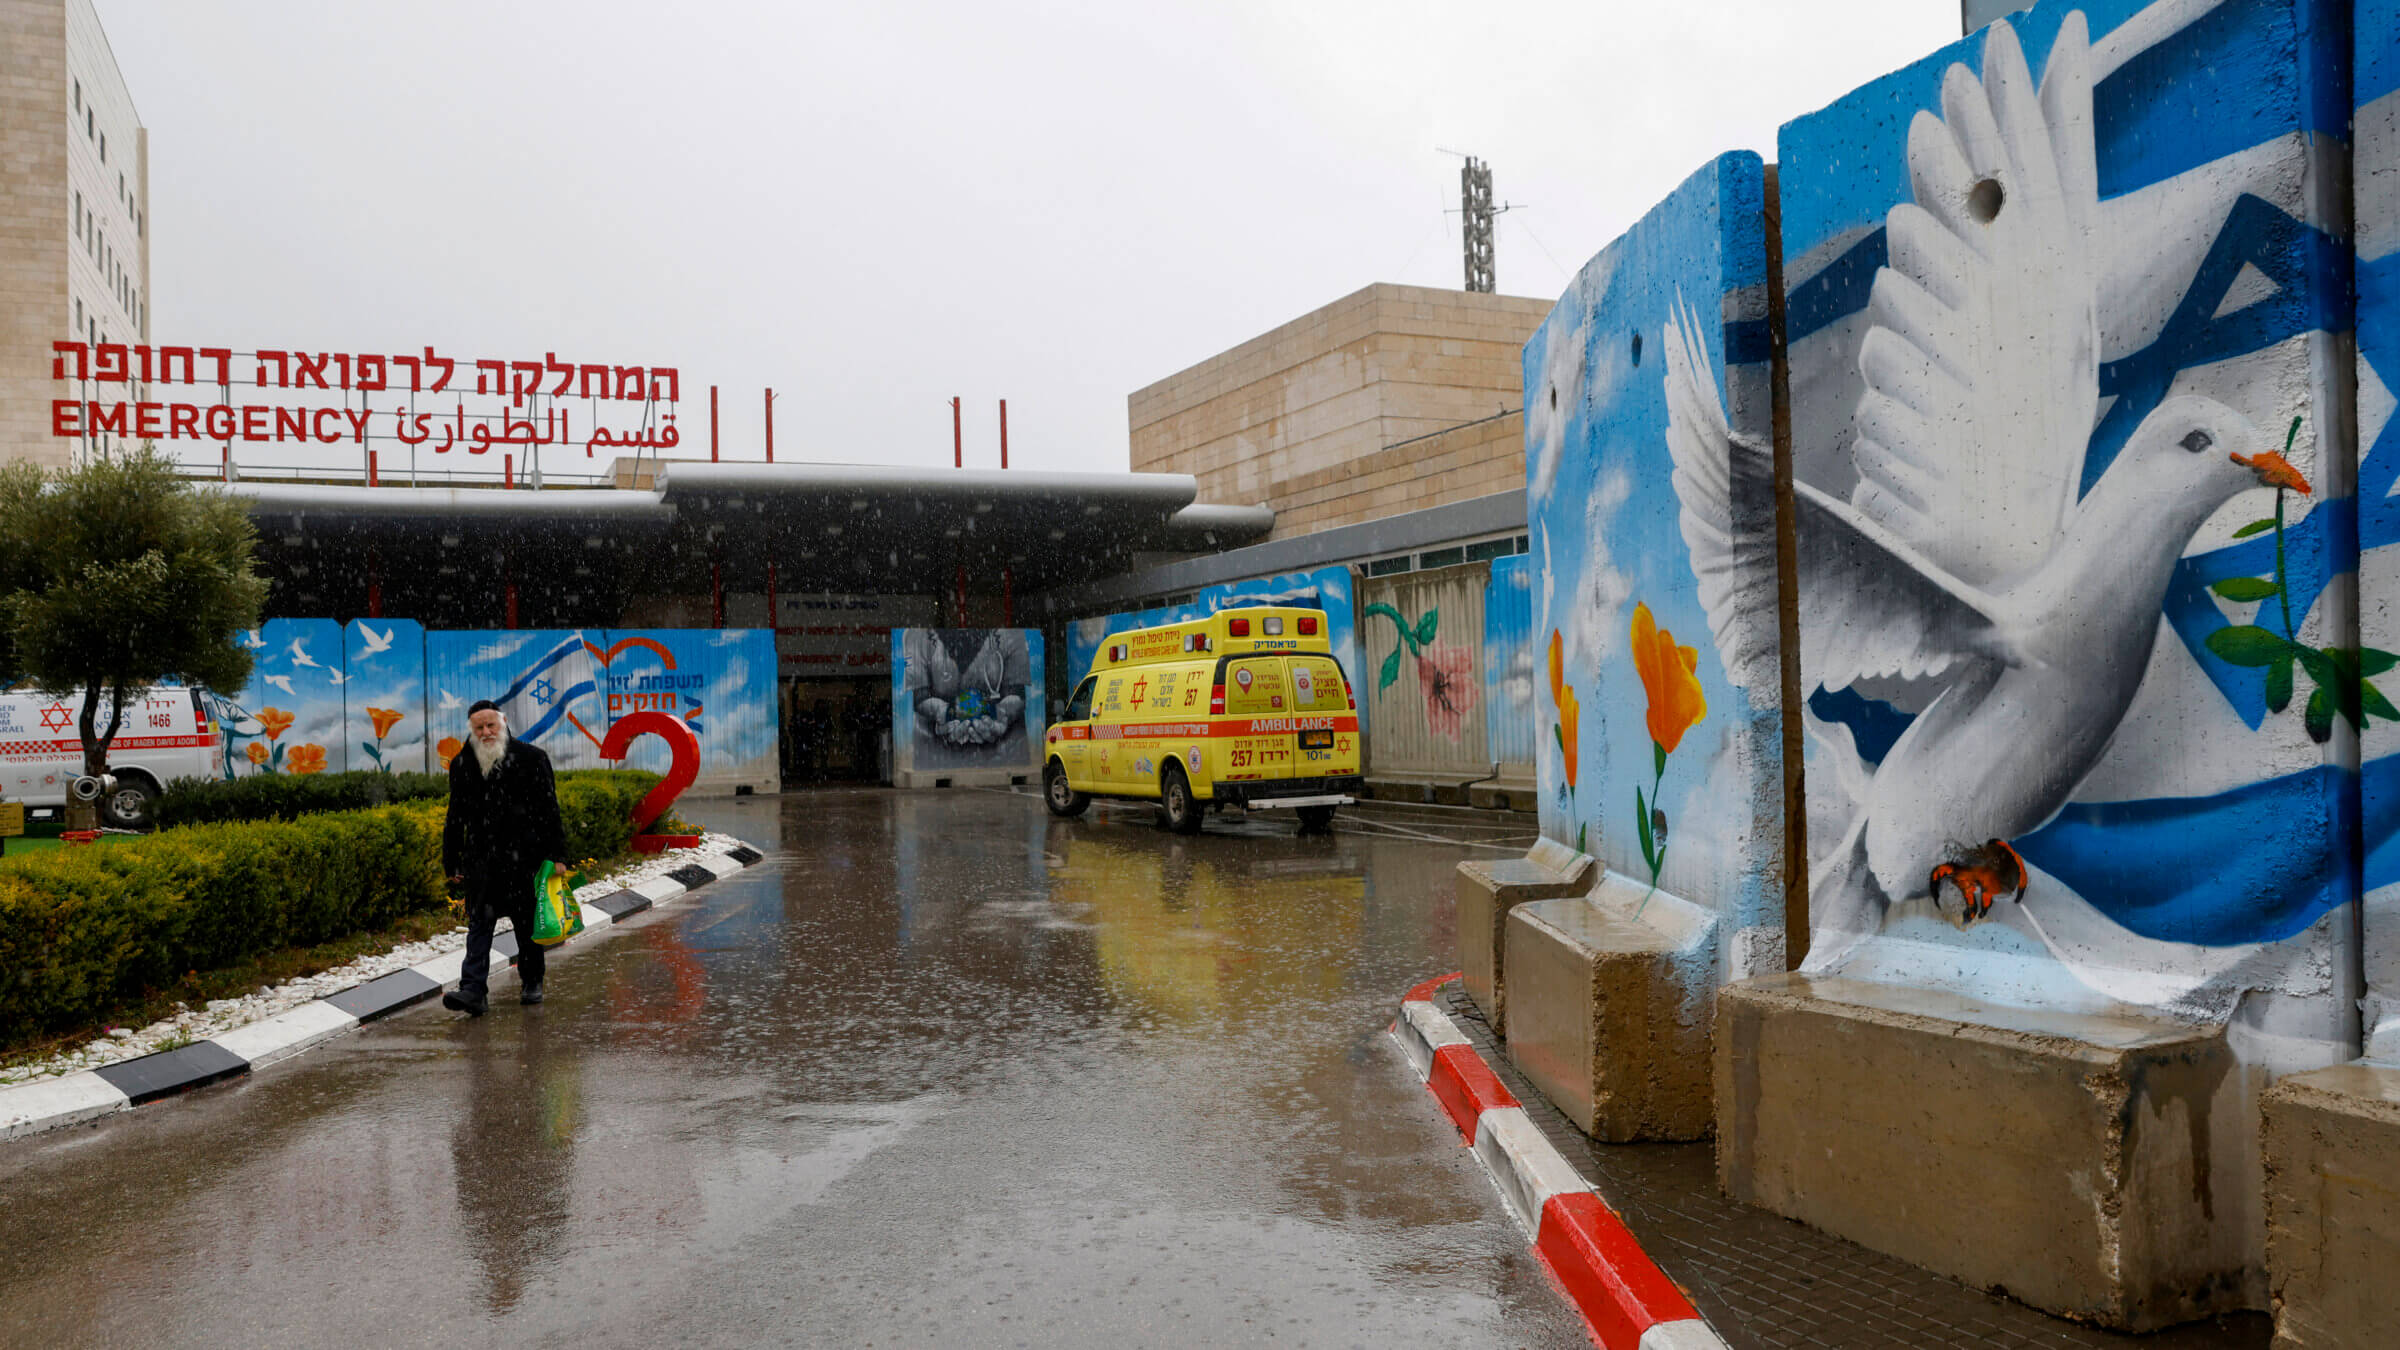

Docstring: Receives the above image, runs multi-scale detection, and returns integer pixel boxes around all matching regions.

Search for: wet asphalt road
[0,790,1590,1348]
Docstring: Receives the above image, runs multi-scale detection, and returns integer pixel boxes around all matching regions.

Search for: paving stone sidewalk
[1434,985,2271,1350]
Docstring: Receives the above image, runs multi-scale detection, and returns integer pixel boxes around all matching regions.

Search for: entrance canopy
[227,463,1275,625]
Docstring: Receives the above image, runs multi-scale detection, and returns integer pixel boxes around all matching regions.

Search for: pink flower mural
[1415,641,1478,741]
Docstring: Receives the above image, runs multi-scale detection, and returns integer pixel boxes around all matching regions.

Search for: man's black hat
[468,699,501,715]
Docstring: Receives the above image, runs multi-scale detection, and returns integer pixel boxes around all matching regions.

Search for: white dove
[326,668,349,686]
[1663,15,2307,969]
[287,636,318,669]
[357,624,396,656]
[262,673,297,697]
[241,629,267,651]
[437,688,463,712]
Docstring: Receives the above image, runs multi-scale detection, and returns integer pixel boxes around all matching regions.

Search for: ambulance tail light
[1298,616,1318,636]
[1227,617,1250,638]
[1341,676,1354,708]
[1210,684,1226,715]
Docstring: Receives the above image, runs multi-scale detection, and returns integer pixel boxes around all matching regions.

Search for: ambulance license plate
[1299,730,1333,749]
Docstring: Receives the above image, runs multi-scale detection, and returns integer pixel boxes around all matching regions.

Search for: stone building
[0,0,149,468]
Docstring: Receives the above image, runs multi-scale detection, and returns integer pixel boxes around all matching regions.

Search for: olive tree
[0,447,266,827]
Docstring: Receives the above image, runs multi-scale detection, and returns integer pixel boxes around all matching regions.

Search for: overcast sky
[97,0,1960,481]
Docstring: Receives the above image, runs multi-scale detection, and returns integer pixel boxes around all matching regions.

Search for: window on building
[86,108,92,137]
[73,79,80,112]
[74,298,81,331]
[1465,537,1516,563]
[99,130,105,161]
[1417,546,1466,570]
[1515,535,1529,552]
[1365,555,1412,577]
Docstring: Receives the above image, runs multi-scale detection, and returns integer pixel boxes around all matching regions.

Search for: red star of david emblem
[1130,678,1149,705]
[38,701,72,733]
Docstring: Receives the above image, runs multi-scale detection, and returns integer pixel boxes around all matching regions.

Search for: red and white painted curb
[1391,974,1726,1350]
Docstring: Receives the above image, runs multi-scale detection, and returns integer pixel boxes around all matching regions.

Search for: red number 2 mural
[597,709,700,840]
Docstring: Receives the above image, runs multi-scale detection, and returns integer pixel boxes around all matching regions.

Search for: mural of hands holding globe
[901,628,1031,756]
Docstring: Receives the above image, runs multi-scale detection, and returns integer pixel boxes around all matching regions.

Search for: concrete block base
[1716,974,2255,1331]
[1467,776,1539,812]
[1503,874,1716,1143]
[1456,838,1594,1033]
[2264,1062,2400,1347]
[1363,770,1489,806]
[893,766,1032,789]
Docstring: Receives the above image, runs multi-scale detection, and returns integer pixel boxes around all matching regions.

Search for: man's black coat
[443,736,568,881]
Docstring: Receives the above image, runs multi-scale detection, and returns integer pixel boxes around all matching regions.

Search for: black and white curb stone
[1,840,769,1142]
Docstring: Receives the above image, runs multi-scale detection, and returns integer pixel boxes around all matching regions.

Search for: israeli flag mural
[2357,0,2400,1054]
[425,630,610,773]
[1777,0,2360,1033]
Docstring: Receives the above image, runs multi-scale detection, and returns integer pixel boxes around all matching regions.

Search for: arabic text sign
[49,341,684,459]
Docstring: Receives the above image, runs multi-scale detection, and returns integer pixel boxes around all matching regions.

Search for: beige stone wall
[0,0,69,469]
[1128,283,1548,539]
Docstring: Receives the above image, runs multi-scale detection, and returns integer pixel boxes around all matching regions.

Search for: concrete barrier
[2263,1062,2400,1347]
[1505,875,1717,1142]
[1456,837,1594,1034]
[1714,974,2255,1330]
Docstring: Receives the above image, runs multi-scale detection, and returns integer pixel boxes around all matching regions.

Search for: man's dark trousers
[457,864,545,1004]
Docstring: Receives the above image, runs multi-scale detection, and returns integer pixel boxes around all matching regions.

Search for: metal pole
[765,388,775,463]
[711,384,720,463]
[951,396,962,468]
[999,399,1008,470]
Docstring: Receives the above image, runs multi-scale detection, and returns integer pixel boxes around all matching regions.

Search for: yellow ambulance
[1044,606,1362,833]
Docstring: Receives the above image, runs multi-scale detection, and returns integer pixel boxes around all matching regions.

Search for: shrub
[0,804,445,1044]
[0,770,671,1045]
[155,770,449,827]
[156,767,665,856]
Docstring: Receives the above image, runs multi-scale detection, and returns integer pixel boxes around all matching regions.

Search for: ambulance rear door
[1286,654,1357,772]
[1218,654,1296,781]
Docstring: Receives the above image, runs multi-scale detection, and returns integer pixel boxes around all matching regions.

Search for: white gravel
[0,831,755,1086]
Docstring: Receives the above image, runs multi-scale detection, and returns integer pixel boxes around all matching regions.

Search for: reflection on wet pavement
[0,790,1585,1347]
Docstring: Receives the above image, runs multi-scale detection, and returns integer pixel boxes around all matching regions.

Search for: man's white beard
[472,734,505,778]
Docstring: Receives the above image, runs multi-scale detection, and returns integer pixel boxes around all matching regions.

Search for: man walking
[442,700,569,1016]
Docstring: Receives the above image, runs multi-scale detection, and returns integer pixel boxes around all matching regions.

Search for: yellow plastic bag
[531,859,583,947]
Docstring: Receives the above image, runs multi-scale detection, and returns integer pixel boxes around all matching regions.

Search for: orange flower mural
[1631,604,1706,754]
[1629,602,1707,907]
[360,706,408,772]
[436,736,464,770]
[287,744,327,775]
[1558,684,1580,792]
[245,741,269,766]
[1546,628,1584,853]
[257,707,295,741]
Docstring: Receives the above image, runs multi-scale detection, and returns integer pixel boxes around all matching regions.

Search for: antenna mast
[1461,156,1495,293]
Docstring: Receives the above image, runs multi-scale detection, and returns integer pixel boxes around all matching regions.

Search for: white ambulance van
[0,686,221,827]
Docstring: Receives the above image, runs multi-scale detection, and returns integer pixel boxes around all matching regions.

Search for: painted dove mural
[1763,0,2361,1027]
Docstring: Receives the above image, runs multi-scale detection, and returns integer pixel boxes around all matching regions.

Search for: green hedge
[0,770,669,1044]
[155,770,450,827]
[0,804,445,1044]
[156,767,664,852]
